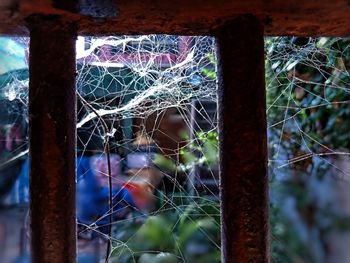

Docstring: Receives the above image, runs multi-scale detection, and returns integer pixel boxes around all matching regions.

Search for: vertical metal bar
[28,16,77,263]
[215,15,269,262]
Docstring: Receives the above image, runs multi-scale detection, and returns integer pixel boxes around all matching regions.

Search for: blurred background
[1,36,350,263]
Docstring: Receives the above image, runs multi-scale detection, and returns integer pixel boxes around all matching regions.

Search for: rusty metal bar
[28,16,77,263]
[215,14,269,262]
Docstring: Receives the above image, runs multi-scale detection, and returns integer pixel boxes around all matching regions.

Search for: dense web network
[75,35,220,262]
[0,35,221,262]
[3,36,350,262]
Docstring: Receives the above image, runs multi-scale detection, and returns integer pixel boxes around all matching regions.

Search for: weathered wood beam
[28,15,77,263]
[2,0,350,36]
[215,15,269,262]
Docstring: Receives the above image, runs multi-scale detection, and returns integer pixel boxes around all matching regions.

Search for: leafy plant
[153,130,219,173]
[110,200,220,263]
[266,37,350,262]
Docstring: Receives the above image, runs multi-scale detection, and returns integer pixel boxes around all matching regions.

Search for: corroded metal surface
[28,16,77,263]
[215,15,269,262]
[2,0,350,36]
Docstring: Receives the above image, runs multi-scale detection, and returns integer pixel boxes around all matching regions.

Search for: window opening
[3,35,350,263]
[76,35,220,262]
[266,37,350,263]
[0,36,29,263]
[0,35,221,263]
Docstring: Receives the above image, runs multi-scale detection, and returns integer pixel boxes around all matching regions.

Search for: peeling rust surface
[28,16,77,263]
[1,0,350,36]
[215,15,269,262]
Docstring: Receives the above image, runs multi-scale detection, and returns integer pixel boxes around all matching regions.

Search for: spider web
[266,37,350,263]
[2,36,350,262]
[267,37,350,167]
[75,35,220,262]
[0,35,221,262]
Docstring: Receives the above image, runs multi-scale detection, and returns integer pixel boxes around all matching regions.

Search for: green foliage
[153,130,218,173]
[110,200,220,263]
[266,37,350,262]
[201,54,217,80]
[266,37,350,153]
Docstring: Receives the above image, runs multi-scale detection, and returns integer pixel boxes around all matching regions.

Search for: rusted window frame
[26,13,268,263]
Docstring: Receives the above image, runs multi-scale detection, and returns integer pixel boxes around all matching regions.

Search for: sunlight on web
[75,35,220,262]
